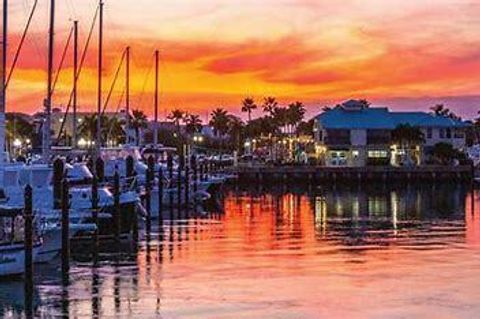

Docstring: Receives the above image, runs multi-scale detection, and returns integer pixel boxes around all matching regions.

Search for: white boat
[35,218,97,263]
[0,213,42,277]
[0,243,41,276]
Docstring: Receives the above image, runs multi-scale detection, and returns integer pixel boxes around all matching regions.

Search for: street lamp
[13,139,22,148]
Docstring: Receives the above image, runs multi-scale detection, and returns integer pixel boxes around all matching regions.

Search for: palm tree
[78,114,98,142]
[286,101,306,134]
[272,107,288,133]
[391,124,425,165]
[209,108,230,137]
[167,109,185,134]
[262,96,278,116]
[241,97,257,122]
[130,109,148,146]
[227,115,244,151]
[431,104,450,117]
[184,113,203,135]
[6,113,35,153]
[105,117,126,146]
[296,119,315,137]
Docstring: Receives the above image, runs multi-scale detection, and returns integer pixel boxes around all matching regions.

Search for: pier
[232,164,473,183]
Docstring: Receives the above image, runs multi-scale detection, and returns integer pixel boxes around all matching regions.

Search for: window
[367,129,391,145]
[318,130,323,141]
[368,150,388,158]
[446,128,452,139]
[454,129,464,138]
[439,129,445,139]
[427,128,432,139]
[325,129,350,145]
[352,150,359,158]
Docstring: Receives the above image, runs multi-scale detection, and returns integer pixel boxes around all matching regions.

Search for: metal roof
[316,107,468,130]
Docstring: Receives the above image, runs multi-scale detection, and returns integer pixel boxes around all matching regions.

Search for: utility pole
[43,0,55,161]
[154,50,159,146]
[0,0,7,162]
[72,20,78,148]
[126,46,130,145]
[96,0,103,157]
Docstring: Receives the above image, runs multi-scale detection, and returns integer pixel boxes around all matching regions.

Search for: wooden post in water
[61,178,70,280]
[146,156,155,234]
[113,171,121,243]
[24,184,34,317]
[53,158,64,210]
[91,175,99,246]
[205,160,209,181]
[126,155,138,240]
[96,157,105,183]
[192,155,198,192]
[185,158,190,211]
[158,167,164,225]
[177,155,183,209]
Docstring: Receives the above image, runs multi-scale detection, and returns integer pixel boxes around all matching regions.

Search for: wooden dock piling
[24,184,34,317]
[113,171,121,243]
[61,178,70,280]
[158,167,164,225]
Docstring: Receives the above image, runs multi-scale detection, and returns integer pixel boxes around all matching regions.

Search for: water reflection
[1,184,480,318]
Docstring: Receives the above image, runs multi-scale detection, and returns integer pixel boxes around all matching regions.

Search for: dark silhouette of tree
[241,97,257,122]
[130,109,148,146]
[262,96,278,116]
[209,108,230,137]
[184,113,203,135]
[286,101,306,134]
[167,109,185,134]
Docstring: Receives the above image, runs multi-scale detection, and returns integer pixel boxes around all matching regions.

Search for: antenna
[96,0,104,156]
[43,0,55,161]
[154,50,159,146]
[0,0,7,161]
[72,20,78,148]
[126,46,130,144]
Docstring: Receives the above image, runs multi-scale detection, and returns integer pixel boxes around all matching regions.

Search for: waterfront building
[314,100,469,167]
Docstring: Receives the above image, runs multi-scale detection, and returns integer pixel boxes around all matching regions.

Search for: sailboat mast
[96,0,103,156]
[126,46,130,144]
[43,0,55,161]
[0,0,7,162]
[72,20,78,148]
[154,50,159,146]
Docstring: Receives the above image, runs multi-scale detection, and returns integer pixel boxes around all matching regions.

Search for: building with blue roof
[314,100,469,167]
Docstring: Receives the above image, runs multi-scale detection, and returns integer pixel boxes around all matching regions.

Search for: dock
[231,164,473,183]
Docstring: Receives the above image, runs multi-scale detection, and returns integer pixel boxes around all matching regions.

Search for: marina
[2,0,480,318]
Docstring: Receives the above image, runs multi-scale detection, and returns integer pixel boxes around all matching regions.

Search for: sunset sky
[5,0,480,120]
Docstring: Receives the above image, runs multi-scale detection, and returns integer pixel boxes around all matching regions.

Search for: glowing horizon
[4,0,480,120]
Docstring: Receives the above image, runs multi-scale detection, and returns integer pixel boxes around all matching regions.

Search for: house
[314,100,468,167]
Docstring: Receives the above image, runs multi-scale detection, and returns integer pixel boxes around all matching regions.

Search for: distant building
[314,100,469,167]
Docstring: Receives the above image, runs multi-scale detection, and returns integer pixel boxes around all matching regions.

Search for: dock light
[25,139,31,144]
[78,138,87,148]
[13,139,22,148]
[244,141,251,147]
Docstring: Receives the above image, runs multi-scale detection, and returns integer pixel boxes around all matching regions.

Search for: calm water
[2,184,480,318]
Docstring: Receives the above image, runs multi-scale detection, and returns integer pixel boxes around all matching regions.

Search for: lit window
[368,150,388,158]
[352,150,359,158]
